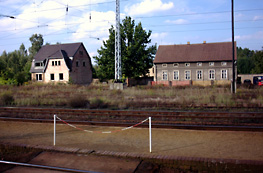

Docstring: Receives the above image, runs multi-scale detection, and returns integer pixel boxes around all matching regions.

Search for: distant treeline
[237,47,263,74]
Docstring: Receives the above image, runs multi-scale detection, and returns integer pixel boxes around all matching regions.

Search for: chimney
[203,41,206,44]
[187,41,190,45]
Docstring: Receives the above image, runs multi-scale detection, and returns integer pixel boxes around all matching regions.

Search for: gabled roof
[33,42,82,61]
[154,42,237,64]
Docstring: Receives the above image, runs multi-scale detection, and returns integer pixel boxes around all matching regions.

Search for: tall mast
[115,0,121,80]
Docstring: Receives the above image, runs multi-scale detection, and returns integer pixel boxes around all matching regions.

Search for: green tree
[28,33,44,57]
[251,51,263,74]
[94,16,156,81]
[237,47,255,74]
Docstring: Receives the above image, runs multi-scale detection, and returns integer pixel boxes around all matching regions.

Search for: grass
[0,83,262,110]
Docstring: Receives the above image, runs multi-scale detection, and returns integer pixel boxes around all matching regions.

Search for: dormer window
[35,62,43,67]
[185,63,190,67]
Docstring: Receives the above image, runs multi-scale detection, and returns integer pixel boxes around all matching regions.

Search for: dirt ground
[0,121,263,161]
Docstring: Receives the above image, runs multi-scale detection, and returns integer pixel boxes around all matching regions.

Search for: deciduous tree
[94,16,156,81]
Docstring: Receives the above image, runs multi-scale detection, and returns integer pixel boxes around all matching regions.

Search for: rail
[0,107,263,131]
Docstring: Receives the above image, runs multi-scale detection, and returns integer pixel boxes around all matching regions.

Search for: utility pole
[231,0,236,93]
[115,0,121,81]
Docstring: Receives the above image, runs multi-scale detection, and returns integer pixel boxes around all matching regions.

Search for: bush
[90,98,108,109]
[68,95,89,108]
[0,91,15,105]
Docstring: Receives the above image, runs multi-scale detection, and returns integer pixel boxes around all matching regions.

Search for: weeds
[0,83,262,110]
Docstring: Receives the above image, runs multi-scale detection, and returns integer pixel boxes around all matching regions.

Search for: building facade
[153,42,237,86]
[30,42,93,85]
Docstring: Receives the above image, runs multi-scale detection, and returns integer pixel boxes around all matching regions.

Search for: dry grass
[0,83,262,110]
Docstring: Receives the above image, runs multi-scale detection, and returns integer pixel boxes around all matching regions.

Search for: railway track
[0,107,263,131]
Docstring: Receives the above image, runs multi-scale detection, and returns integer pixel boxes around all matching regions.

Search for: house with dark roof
[153,41,237,86]
[30,42,93,85]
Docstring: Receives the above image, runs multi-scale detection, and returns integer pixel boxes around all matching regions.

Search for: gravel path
[1,121,263,161]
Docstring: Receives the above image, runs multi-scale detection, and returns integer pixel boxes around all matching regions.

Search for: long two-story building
[153,41,237,86]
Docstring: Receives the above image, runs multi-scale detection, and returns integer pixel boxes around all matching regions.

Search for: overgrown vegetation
[0,83,262,110]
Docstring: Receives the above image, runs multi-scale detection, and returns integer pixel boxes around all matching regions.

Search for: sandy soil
[0,121,263,161]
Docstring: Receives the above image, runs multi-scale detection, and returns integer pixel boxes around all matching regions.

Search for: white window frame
[221,69,227,79]
[197,62,202,67]
[162,64,167,67]
[209,69,215,80]
[59,73,64,80]
[36,74,42,81]
[185,70,191,80]
[209,62,214,66]
[221,62,227,66]
[162,70,168,80]
[173,63,179,67]
[185,63,190,67]
[196,70,203,80]
[173,70,179,80]
[50,73,55,81]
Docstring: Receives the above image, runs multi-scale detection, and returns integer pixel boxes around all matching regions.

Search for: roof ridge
[160,41,234,47]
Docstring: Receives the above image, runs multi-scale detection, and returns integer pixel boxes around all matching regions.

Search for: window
[50,74,54,81]
[185,70,191,80]
[221,69,227,79]
[173,63,179,67]
[55,61,57,66]
[76,61,79,67]
[79,51,83,55]
[36,74,42,81]
[52,61,54,66]
[197,70,202,80]
[58,61,61,66]
[83,61,86,67]
[173,70,179,80]
[162,71,168,80]
[59,73,63,80]
[221,62,227,66]
[197,62,202,67]
[209,62,214,66]
[162,64,167,67]
[209,69,215,80]
[185,63,190,67]
[35,62,43,67]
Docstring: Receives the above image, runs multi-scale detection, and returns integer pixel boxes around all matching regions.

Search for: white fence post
[149,117,152,153]
[54,114,56,146]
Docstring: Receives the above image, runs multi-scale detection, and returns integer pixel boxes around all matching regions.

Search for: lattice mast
[115,0,121,80]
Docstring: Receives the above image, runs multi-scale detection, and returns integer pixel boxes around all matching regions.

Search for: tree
[28,33,44,57]
[251,51,263,74]
[237,47,255,74]
[94,16,156,81]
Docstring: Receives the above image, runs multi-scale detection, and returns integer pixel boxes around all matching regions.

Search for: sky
[0,0,262,64]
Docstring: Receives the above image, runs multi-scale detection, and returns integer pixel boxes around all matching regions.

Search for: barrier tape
[55,116,149,134]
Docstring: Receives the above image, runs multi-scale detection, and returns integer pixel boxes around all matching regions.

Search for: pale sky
[0,0,262,64]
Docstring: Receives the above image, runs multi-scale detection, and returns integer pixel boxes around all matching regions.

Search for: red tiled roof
[153,42,237,63]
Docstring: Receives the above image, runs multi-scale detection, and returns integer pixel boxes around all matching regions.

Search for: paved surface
[1,121,263,161]
[5,152,140,173]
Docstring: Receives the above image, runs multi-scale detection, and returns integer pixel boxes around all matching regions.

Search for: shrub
[68,95,89,108]
[90,98,108,109]
[0,91,15,105]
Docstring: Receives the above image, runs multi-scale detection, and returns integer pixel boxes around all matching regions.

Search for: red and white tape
[55,116,149,134]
